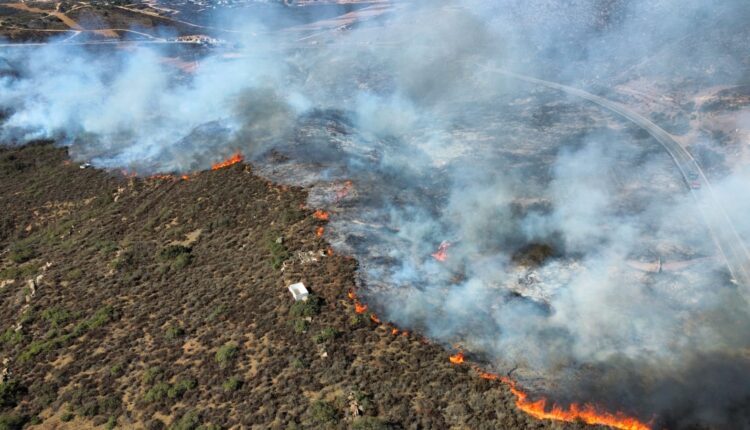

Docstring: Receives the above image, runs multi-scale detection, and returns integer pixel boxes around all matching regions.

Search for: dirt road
[496,69,750,289]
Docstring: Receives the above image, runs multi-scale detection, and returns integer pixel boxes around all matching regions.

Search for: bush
[41,307,72,328]
[144,382,170,403]
[167,379,197,399]
[0,329,22,346]
[60,411,74,422]
[172,253,193,270]
[205,305,227,322]
[266,236,290,270]
[352,417,391,430]
[109,363,125,377]
[309,400,339,425]
[0,413,25,430]
[290,357,306,369]
[158,245,191,261]
[169,412,199,430]
[143,367,163,384]
[65,268,83,281]
[215,342,239,368]
[165,325,185,341]
[0,380,26,408]
[289,295,321,318]
[105,416,117,430]
[222,376,241,392]
[313,328,338,344]
[292,319,308,334]
[9,244,36,264]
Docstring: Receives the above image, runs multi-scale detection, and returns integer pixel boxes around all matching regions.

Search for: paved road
[496,69,750,289]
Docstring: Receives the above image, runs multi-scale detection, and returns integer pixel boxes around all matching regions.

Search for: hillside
[0,143,591,429]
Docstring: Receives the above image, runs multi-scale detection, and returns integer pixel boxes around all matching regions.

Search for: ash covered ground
[2,1,750,429]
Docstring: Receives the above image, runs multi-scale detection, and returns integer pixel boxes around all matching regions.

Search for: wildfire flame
[313,210,330,221]
[181,175,191,181]
[449,352,465,364]
[316,227,325,237]
[370,314,381,324]
[432,241,450,262]
[335,180,354,202]
[355,303,368,314]
[467,364,650,430]
[211,152,243,170]
[501,378,650,430]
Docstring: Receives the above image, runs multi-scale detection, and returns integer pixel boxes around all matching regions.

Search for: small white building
[288,282,309,301]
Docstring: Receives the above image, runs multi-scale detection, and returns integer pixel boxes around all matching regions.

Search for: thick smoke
[2,1,750,428]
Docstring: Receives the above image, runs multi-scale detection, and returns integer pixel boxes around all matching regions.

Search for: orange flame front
[449,352,465,364]
[316,227,325,237]
[211,152,243,170]
[313,210,330,221]
[181,175,191,181]
[432,241,450,262]
[355,303,368,314]
[501,378,650,430]
[370,314,381,324]
[466,366,650,429]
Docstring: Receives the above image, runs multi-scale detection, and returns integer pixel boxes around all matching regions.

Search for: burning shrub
[289,294,321,318]
[215,342,239,368]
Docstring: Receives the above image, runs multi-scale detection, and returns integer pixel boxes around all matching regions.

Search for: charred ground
[0,143,600,429]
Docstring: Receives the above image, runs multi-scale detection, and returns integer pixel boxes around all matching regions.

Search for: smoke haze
[3,1,750,428]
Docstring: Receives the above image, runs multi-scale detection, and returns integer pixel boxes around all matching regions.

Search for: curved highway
[495,69,750,289]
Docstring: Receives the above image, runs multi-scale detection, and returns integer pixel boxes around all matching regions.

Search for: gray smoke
[2,1,750,428]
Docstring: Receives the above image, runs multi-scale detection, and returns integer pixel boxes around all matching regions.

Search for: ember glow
[315,227,325,237]
[369,314,381,324]
[431,241,450,262]
[334,180,353,202]
[313,210,330,221]
[354,302,368,314]
[211,152,243,170]
[449,352,465,364]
